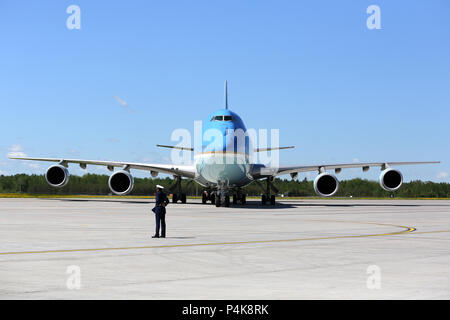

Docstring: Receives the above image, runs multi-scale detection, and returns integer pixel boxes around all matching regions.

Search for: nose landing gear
[215,190,230,207]
[205,185,246,207]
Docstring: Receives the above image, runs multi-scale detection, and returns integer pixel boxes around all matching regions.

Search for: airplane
[9,81,440,207]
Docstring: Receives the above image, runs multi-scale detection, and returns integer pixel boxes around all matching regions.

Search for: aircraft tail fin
[224,80,228,110]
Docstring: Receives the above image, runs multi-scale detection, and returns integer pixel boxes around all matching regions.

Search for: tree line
[0,174,448,198]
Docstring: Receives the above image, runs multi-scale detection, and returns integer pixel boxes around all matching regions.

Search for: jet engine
[379,168,403,191]
[314,172,339,197]
[108,170,134,195]
[45,165,70,187]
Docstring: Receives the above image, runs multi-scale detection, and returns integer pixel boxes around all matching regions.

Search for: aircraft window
[210,115,233,121]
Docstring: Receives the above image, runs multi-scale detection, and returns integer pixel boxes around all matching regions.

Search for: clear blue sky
[1,0,449,182]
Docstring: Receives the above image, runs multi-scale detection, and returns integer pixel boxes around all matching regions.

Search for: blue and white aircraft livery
[10,82,440,207]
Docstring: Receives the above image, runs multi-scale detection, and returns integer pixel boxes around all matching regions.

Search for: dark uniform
[152,189,168,238]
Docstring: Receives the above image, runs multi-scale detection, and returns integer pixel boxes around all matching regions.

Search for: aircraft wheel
[210,193,215,204]
[181,193,187,203]
[232,194,238,205]
[241,194,246,205]
[261,194,267,205]
[202,192,207,204]
[172,194,178,203]
[224,195,230,207]
[215,195,221,207]
[270,195,275,205]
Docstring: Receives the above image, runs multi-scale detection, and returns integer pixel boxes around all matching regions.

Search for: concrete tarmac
[0,198,449,299]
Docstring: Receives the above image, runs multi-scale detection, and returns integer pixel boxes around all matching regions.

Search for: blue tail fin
[224,80,228,110]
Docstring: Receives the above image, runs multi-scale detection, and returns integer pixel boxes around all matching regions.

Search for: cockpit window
[211,115,233,121]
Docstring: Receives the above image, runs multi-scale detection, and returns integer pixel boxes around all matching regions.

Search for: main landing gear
[169,175,187,203]
[257,177,277,206]
[261,194,276,206]
[232,192,246,205]
[202,190,216,204]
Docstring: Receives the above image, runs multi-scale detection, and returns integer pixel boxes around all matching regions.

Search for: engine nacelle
[108,170,134,195]
[45,165,70,187]
[150,170,158,178]
[314,172,339,197]
[379,168,403,192]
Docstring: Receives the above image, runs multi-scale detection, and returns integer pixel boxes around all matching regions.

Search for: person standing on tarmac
[152,185,169,238]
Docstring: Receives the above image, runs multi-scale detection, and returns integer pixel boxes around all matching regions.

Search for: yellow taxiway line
[0,223,417,256]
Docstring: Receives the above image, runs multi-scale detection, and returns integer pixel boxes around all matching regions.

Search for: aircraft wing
[8,156,196,178]
[251,161,440,179]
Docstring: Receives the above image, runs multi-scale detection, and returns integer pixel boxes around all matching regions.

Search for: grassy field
[0,193,448,200]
